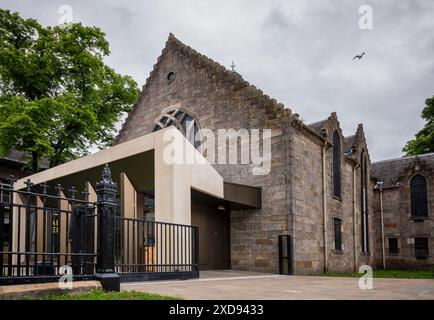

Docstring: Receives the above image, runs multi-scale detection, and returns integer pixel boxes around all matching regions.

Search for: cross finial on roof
[230,61,236,72]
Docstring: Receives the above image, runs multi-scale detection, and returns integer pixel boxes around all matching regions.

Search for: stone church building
[114,34,377,274]
[2,34,432,275]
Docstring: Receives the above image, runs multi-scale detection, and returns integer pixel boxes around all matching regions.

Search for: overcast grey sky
[2,0,433,161]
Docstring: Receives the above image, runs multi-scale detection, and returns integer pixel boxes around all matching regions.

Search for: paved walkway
[121,270,434,300]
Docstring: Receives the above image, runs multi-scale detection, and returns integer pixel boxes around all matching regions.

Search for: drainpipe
[352,163,360,271]
[377,181,386,269]
[322,144,328,273]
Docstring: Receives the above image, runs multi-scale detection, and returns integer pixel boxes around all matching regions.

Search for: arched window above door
[153,108,201,149]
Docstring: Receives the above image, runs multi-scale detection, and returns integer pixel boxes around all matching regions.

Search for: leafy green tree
[0,9,139,172]
[403,96,434,156]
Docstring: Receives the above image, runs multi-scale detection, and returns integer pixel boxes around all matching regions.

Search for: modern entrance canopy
[16,128,223,225]
[15,127,261,225]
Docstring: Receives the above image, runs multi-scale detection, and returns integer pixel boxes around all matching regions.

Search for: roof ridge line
[114,34,294,143]
[372,152,434,165]
[164,34,292,118]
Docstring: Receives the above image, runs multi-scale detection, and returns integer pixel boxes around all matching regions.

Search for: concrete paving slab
[121,270,434,300]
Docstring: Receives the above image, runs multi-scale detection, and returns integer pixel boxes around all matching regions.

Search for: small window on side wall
[334,218,342,251]
[414,237,429,259]
[388,238,398,255]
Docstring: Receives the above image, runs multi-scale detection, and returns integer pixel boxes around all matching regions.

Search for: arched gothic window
[411,175,428,217]
[360,150,369,253]
[332,130,341,198]
[153,108,201,149]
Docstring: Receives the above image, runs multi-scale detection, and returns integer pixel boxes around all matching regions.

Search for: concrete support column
[120,172,137,265]
[12,193,25,266]
[154,131,191,225]
[120,172,137,219]
[35,196,44,260]
[59,191,69,266]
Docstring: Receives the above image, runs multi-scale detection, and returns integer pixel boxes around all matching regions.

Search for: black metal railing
[0,178,97,285]
[0,164,200,288]
[114,217,199,282]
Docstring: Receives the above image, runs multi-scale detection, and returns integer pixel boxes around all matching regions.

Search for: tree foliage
[0,9,139,172]
[403,96,434,156]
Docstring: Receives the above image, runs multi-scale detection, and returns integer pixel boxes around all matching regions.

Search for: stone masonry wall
[373,154,434,270]
[288,125,324,274]
[115,35,376,275]
[290,118,375,275]
[115,35,292,273]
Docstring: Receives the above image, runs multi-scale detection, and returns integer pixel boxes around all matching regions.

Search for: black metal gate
[278,235,292,275]
[70,205,95,276]
[114,217,199,282]
[0,178,97,285]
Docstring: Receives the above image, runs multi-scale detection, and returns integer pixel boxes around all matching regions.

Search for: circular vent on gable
[167,71,176,83]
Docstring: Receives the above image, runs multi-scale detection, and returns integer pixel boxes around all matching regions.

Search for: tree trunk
[31,151,39,173]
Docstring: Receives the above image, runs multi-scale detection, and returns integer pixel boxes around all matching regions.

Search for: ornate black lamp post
[95,164,120,291]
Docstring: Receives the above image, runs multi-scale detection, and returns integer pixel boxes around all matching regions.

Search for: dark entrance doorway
[191,203,229,270]
[278,235,293,275]
[190,183,261,271]
[191,191,230,271]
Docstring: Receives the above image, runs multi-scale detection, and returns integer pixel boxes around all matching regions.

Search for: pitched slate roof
[371,152,434,188]
[344,135,356,154]
[0,150,50,170]
[307,119,328,135]
[0,150,26,164]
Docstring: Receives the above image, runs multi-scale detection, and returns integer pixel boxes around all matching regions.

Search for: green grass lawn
[16,289,181,300]
[321,269,434,279]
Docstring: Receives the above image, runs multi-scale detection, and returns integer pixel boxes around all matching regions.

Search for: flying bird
[353,52,366,60]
